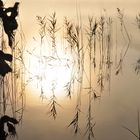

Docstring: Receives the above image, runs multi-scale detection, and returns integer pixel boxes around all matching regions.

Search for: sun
[25,40,74,98]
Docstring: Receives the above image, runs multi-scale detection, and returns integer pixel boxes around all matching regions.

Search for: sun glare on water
[25,40,74,98]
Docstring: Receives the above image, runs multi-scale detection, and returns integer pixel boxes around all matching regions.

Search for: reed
[116,8,131,75]
[36,16,46,99]
[48,81,60,120]
[122,111,140,140]
[84,16,98,140]
[105,17,113,93]
[0,1,25,124]
[135,59,140,74]
[135,13,140,75]
[65,18,83,134]
[97,16,105,92]
[0,5,137,139]
[47,13,61,119]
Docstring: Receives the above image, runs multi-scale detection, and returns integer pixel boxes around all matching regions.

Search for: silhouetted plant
[105,17,113,93]
[84,17,98,139]
[36,16,46,41]
[68,106,81,134]
[64,17,77,99]
[0,115,18,140]
[97,16,105,92]
[122,111,140,140]
[116,8,131,75]
[64,17,76,52]
[93,20,98,70]
[36,15,47,99]
[47,12,60,59]
[48,81,60,120]
[48,94,59,119]
[86,17,98,71]
[135,13,140,76]
[0,1,19,48]
[0,50,12,76]
[64,78,74,99]
[85,103,96,140]
[13,9,140,140]
[0,1,25,123]
[136,13,140,29]
[99,16,105,66]
[106,17,113,68]
[65,17,84,135]
[135,59,140,74]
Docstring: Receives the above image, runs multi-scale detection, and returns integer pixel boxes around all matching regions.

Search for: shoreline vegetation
[0,0,140,139]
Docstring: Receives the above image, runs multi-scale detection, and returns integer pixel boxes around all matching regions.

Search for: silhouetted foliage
[136,13,140,29]
[0,115,18,140]
[0,50,12,76]
[135,59,140,74]
[0,0,19,47]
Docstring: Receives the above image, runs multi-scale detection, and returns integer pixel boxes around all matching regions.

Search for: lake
[1,0,140,140]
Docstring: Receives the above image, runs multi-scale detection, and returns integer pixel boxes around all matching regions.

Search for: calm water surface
[3,0,140,140]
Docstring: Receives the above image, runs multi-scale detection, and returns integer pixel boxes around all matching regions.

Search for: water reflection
[0,1,140,140]
[23,10,140,140]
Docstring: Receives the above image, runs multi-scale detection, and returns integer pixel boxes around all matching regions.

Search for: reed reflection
[0,0,140,140]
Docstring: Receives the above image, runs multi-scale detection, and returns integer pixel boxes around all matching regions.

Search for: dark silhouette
[0,0,19,47]
[0,50,12,76]
[0,0,3,17]
[0,115,18,140]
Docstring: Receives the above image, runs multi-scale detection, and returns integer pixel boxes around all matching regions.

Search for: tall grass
[135,13,140,75]
[123,111,140,140]
[0,6,137,139]
[84,17,97,139]
[65,18,83,134]
[105,17,113,93]
[115,8,131,75]
[0,2,25,123]
[36,16,46,99]
[22,9,134,138]
[98,16,105,92]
